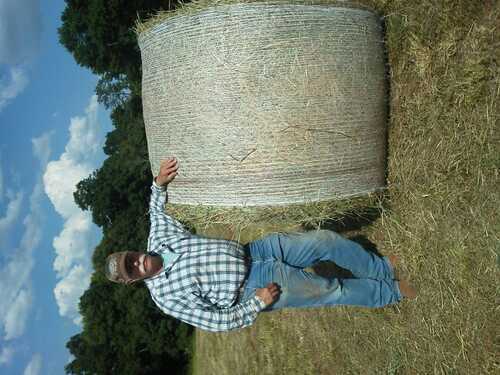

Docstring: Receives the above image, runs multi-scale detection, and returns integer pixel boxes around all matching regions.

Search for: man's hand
[255,283,281,306]
[155,158,179,187]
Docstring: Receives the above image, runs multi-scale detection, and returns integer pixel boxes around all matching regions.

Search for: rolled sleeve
[148,182,187,241]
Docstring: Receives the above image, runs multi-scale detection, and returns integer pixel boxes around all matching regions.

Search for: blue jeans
[241,230,402,310]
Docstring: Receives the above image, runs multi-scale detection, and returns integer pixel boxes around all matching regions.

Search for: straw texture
[139,3,387,206]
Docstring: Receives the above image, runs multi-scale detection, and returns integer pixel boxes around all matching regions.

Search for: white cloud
[44,96,102,218]
[19,188,43,252]
[3,289,32,340]
[0,200,38,340]
[32,132,53,167]
[0,253,35,340]
[0,346,14,365]
[53,211,95,277]
[23,353,42,375]
[43,158,92,219]
[54,265,90,325]
[0,0,41,111]
[0,67,29,112]
[65,97,101,160]
[0,162,4,200]
[0,0,42,65]
[43,95,104,324]
[0,191,23,243]
[0,133,51,341]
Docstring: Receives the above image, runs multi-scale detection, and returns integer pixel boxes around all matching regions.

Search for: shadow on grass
[296,195,390,279]
[303,204,384,233]
[310,235,383,279]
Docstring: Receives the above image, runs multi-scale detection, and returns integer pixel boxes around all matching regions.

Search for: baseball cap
[105,252,131,283]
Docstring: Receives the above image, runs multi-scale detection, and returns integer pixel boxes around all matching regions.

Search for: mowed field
[190,1,499,374]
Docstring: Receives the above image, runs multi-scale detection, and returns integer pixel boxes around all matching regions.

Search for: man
[105,158,416,332]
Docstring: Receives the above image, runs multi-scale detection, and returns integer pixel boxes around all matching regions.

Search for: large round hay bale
[138,2,387,206]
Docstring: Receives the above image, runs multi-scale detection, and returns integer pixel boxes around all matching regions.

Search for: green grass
[185,334,197,375]
[158,0,499,373]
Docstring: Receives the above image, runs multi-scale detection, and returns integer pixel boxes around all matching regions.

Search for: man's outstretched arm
[150,157,179,215]
[153,283,281,332]
[149,158,188,245]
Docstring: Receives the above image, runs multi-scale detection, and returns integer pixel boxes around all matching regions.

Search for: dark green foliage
[65,279,192,375]
[59,0,176,81]
[95,72,131,110]
[60,1,193,374]
[59,0,179,106]
[73,96,151,229]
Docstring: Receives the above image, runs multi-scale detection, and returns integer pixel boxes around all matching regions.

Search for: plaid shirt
[144,182,266,332]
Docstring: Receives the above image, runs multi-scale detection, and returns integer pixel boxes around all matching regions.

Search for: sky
[0,0,113,373]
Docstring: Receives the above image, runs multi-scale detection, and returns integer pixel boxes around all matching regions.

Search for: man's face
[124,252,155,282]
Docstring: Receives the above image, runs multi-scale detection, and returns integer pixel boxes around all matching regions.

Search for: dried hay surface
[139,2,388,206]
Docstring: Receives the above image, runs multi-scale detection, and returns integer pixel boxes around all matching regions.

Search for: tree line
[59,1,193,374]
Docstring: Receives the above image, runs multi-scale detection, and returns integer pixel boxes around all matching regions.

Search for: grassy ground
[176,0,499,374]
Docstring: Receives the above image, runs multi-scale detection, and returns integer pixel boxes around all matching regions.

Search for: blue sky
[0,1,112,374]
